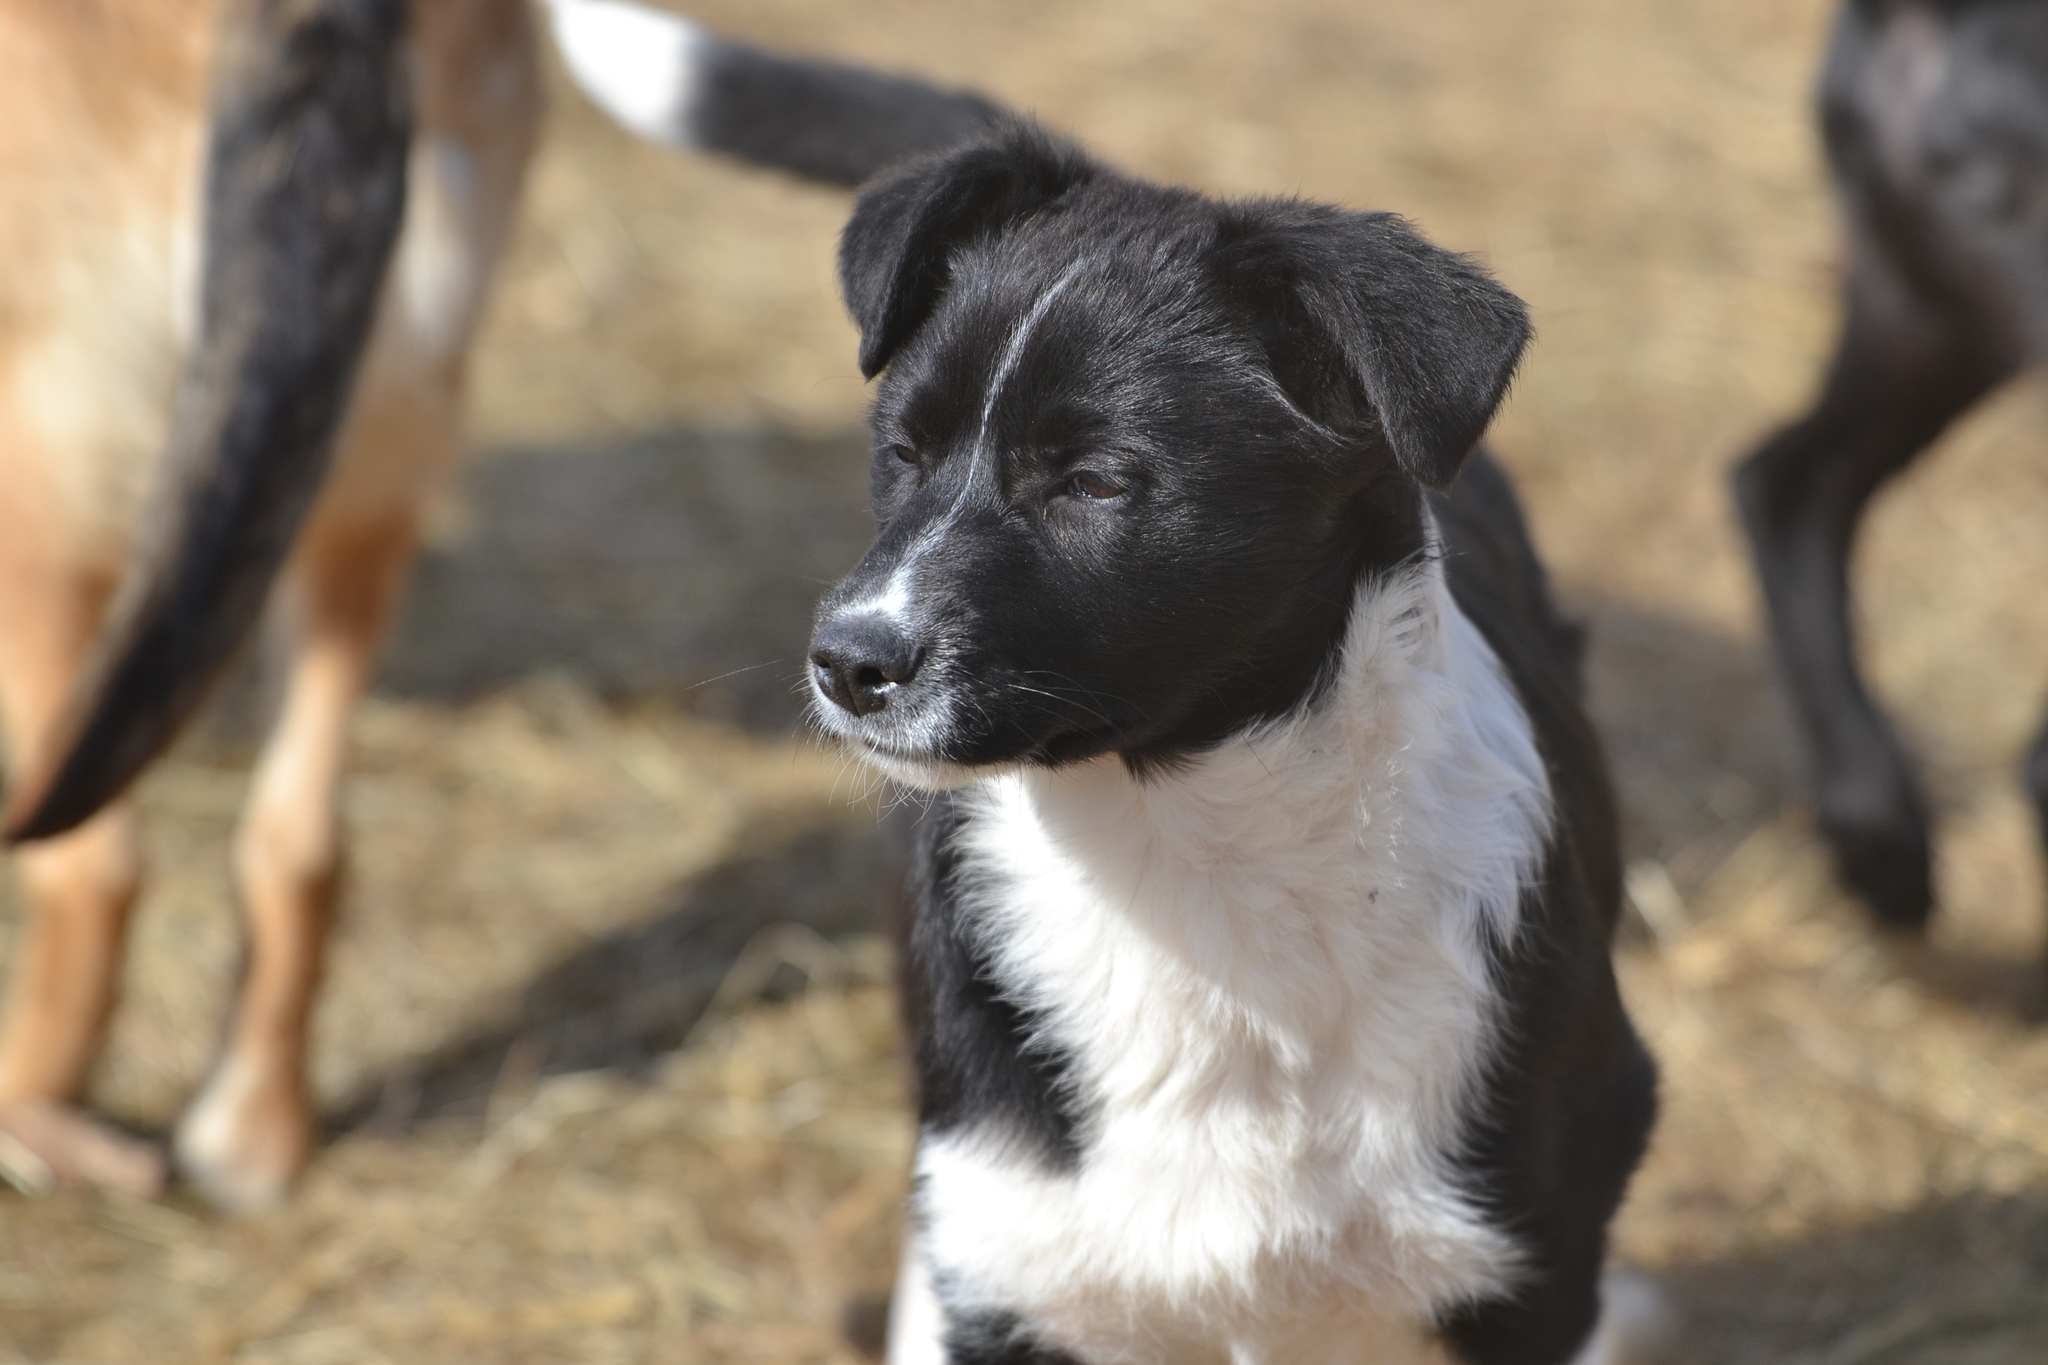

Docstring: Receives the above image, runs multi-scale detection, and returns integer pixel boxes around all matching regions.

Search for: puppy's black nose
[810,617,921,717]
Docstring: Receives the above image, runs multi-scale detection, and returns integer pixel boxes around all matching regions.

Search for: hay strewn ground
[5,0,2048,1360]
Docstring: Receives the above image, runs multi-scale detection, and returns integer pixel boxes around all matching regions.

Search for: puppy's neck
[974,557,1551,993]
[1119,473,1432,769]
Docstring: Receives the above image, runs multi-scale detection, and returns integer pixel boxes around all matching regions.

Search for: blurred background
[5,0,2048,1360]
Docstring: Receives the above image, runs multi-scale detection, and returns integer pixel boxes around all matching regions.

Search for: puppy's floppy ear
[839,121,1099,378]
[1214,202,1530,490]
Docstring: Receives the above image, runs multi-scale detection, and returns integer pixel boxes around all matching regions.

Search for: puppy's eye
[878,442,917,466]
[1065,470,1126,500]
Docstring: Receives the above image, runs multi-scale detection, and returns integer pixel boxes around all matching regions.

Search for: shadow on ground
[329,426,897,1137]
[381,425,878,732]
[331,813,900,1135]
[1571,592,1789,866]
[1661,1191,2048,1364]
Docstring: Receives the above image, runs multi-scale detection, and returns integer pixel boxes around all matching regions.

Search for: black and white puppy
[808,123,1658,1365]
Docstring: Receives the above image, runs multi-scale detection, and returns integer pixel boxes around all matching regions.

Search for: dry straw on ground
[4,0,2048,1360]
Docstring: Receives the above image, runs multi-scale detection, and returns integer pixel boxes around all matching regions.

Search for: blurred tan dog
[0,0,535,1214]
[0,0,997,1211]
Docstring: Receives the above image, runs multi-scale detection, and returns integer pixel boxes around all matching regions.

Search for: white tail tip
[543,0,703,147]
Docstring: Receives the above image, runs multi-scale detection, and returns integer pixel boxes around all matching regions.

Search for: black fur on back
[1431,457,1658,1363]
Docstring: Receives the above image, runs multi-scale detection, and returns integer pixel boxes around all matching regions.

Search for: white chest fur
[902,565,1555,1365]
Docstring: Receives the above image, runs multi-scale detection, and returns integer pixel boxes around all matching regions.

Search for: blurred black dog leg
[1732,0,2048,933]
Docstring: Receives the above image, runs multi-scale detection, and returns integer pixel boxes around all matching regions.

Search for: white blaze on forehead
[544,0,703,147]
[974,258,1089,464]
[842,258,1092,631]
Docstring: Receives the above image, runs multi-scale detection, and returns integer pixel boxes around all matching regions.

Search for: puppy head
[809,123,1529,788]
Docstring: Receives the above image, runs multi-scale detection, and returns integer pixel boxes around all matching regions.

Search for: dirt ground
[5,0,2048,1360]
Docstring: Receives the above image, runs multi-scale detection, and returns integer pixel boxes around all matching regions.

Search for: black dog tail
[4,0,410,844]
[545,0,1003,187]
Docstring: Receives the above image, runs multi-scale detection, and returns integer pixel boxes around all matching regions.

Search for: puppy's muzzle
[811,616,923,718]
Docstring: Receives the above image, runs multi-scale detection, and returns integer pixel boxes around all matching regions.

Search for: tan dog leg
[169,0,536,1211]
[172,496,427,1213]
[0,512,164,1199]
